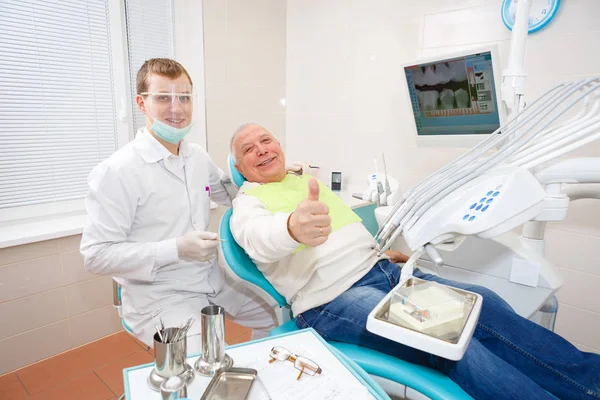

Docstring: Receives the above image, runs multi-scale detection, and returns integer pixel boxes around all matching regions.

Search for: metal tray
[200,367,257,400]
[374,277,478,344]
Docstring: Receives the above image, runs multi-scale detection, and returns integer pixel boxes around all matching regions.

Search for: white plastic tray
[366,277,482,361]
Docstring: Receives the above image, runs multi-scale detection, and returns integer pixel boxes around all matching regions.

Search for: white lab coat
[80,129,246,346]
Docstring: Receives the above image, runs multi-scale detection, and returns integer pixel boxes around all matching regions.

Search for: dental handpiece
[382,152,392,195]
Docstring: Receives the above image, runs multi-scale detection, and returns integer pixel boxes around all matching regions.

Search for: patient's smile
[257,157,276,167]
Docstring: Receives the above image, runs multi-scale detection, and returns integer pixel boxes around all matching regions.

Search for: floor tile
[128,335,150,352]
[225,319,251,343]
[18,332,140,394]
[95,350,154,396]
[0,373,28,399]
[229,330,252,345]
[28,372,114,400]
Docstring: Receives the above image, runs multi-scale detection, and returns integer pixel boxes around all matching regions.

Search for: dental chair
[218,155,473,400]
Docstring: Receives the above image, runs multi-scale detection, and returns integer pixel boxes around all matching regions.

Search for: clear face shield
[141,83,195,144]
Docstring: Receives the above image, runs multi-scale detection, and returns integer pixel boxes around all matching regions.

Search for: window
[0,0,129,223]
[0,0,175,226]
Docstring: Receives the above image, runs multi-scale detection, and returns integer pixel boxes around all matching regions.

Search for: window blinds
[0,0,118,209]
[124,0,175,134]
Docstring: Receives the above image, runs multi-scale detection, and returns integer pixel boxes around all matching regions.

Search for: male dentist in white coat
[80,58,277,353]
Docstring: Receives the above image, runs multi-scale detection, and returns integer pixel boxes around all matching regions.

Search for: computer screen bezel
[403,44,506,148]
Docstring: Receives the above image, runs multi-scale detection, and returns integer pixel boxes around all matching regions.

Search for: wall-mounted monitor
[404,45,505,147]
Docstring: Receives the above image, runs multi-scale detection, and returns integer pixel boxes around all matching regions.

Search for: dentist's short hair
[230,123,277,164]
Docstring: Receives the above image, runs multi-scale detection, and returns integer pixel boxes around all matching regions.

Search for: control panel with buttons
[462,184,503,222]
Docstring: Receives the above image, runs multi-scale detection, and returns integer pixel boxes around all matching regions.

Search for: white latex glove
[176,231,220,262]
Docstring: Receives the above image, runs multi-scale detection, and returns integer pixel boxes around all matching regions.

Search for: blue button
[487,191,493,196]
[482,205,489,212]
[469,216,476,221]
[486,198,493,204]
[480,197,486,203]
[470,203,477,209]
[493,191,500,197]
[463,214,469,220]
[476,204,482,211]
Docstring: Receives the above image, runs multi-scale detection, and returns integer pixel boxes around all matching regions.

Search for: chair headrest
[228,154,246,188]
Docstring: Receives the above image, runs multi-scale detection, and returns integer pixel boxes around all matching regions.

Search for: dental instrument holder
[367,249,483,360]
[149,328,194,392]
[194,305,234,376]
[362,172,399,206]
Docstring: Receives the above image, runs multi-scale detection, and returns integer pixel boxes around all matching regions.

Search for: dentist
[80,59,276,352]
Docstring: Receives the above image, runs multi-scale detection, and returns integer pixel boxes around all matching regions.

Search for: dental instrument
[382,153,392,197]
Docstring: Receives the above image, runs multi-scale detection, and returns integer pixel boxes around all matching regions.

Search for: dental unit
[367,0,600,359]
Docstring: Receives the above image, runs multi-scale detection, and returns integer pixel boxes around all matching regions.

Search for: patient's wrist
[287,213,300,243]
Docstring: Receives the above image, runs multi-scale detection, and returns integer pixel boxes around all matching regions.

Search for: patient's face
[234,125,286,183]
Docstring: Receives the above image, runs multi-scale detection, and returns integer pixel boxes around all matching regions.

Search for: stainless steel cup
[154,327,187,377]
[148,327,195,392]
[194,305,233,376]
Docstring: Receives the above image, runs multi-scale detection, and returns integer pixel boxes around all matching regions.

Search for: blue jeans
[296,260,600,400]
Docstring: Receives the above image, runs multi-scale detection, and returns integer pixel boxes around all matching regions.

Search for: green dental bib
[245,174,361,250]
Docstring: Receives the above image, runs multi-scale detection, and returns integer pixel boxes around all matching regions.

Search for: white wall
[286,0,600,353]
[175,0,209,148]
[203,0,287,172]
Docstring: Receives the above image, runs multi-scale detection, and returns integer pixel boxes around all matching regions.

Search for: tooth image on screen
[422,90,440,111]
[404,49,502,139]
[449,60,468,82]
[440,88,455,110]
[413,67,424,86]
[434,63,451,84]
[416,89,424,110]
[423,65,437,86]
[455,88,469,108]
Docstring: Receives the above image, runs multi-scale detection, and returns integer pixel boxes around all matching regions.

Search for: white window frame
[0,0,133,247]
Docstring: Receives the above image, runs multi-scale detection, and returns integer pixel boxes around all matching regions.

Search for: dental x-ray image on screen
[405,50,502,137]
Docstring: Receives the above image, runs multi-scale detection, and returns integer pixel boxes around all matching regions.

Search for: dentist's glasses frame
[140,92,194,105]
[268,346,322,380]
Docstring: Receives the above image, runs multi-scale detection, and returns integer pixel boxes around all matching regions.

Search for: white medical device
[368,0,600,360]
[369,77,600,359]
[404,45,506,149]
[355,154,400,206]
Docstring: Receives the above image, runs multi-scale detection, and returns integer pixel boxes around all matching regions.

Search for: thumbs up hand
[287,178,332,247]
[307,178,320,201]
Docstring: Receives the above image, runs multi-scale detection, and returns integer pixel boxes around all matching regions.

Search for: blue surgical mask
[150,118,193,144]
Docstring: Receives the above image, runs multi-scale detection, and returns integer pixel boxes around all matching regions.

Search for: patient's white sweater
[231,182,380,316]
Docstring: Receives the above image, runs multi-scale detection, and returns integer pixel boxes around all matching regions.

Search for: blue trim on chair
[220,208,287,307]
[228,154,246,188]
[122,318,134,334]
[116,284,135,335]
[331,342,472,400]
[328,345,391,400]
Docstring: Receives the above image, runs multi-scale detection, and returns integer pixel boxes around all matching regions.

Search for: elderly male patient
[229,123,600,400]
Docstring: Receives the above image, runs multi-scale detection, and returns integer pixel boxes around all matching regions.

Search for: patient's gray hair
[230,123,277,164]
